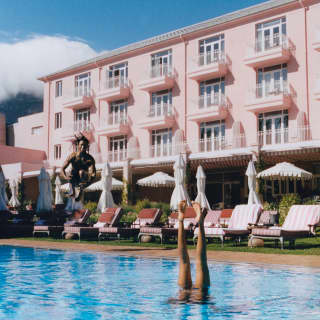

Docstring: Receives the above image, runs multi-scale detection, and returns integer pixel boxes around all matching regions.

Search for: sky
[0,0,269,102]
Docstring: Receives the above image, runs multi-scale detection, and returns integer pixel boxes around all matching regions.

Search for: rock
[65,233,78,240]
[248,238,264,247]
[140,235,153,243]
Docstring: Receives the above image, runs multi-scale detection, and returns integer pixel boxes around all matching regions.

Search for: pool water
[0,246,319,320]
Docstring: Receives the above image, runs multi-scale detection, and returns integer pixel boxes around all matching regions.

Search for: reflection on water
[0,245,319,320]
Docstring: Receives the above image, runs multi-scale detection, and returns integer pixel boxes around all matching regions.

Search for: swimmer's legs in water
[177,200,192,290]
[193,202,210,290]
[177,201,210,291]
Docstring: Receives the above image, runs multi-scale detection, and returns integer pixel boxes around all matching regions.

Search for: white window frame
[55,81,62,97]
[54,144,62,160]
[151,128,172,157]
[75,72,91,97]
[199,34,225,66]
[150,90,172,117]
[109,135,127,162]
[55,112,62,129]
[109,100,128,125]
[199,120,225,152]
[199,78,225,108]
[31,126,43,136]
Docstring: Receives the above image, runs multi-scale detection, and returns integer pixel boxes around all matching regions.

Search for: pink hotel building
[8,0,320,206]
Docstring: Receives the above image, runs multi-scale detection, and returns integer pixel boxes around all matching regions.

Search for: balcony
[63,88,94,109]
[245,81,292,113]
[97,113,130,137]
[313,29,320,51]
[96,76,130,102]
[107,149,128,163]
[189,133,246,156]
[138,64,175,92]
[258,126,312,151]
[188,94,229,122]
[149,143,173,158]
[139,103,175,130]
[188,51,229,81]
[244,35,292,68]
[62,120,93,141]
[315,78,320,100]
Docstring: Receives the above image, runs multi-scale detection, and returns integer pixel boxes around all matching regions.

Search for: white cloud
[0,35,98,102]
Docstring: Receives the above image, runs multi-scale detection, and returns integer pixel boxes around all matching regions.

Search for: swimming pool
[0,245,319,320]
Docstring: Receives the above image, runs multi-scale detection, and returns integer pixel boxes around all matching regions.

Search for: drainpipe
[47,81,51,162]
[180,34,188,149]
[299,0,310,125]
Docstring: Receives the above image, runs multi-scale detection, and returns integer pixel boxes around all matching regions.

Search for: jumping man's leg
[177,200,192,290]
[193,202,210,290]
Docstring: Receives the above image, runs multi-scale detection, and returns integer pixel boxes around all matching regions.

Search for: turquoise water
[0,246,320,320]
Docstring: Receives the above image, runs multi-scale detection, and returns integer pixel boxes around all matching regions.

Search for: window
[109,136,127,162]
[257,64,288,98]
[31,126,43,136]
[55,81,62,97]
[109,100,128,125]
[75,73,91,97]
[256,17,286,52]
[199,78,225,108]
[107,62,128,88]
[151,50,172,77]
[55,112,62,129]
[150,90,172,117]
[199,34,224,65]
[54,144,62,160]
[258,110,288,145]
[151,128,172,157]
[200,120,225,152]
[74,108,90,131]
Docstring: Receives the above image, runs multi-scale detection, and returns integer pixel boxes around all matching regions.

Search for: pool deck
[1,239,320,268]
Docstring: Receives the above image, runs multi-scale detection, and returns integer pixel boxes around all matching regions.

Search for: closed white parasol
[8,180,20,208]
[137,172,175,187]
[36,167,53,212]
[170,154,191,210]
[246,161,261,205]
[54,175,64,205]
[96,162,115,212]
[194,165,211,210]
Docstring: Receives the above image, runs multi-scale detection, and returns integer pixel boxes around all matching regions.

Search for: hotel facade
[9,0,320,207]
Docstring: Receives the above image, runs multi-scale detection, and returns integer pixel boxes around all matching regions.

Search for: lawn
[18,234,320,255]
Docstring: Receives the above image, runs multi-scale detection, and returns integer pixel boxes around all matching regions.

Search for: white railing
[150,63,172,78]
[105,76,128,89]
[74,86,92,98]
[108,112,128,126]
[253,80,289,99]
[198,50,225,66]
[108,149,127,162]
[258,126,311,146]
[198,93,226,108]
[73,120,91,132]
[254,34,288,53]
[189,134,246,153]
[147,103,173,117]
[150,143,173,158]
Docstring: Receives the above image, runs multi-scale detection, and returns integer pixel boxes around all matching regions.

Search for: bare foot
[192,201,203,224]
[178,200,187,221]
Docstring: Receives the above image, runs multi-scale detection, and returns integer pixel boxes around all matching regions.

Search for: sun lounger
[99,208,162,241]
[195,204,262,246]
[193,210,221,243]
[250,205,320,249]
[62,209,98,240]
[96,208,125,240]
[138,207,196,244]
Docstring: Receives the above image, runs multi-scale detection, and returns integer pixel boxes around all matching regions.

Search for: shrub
[84,201,98,214]
[279,193,301,225]
[263,201,279,211]
[87,213,99,225]
[134,199,151,213]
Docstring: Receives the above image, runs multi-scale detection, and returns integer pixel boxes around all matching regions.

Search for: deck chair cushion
[228,204,262,229]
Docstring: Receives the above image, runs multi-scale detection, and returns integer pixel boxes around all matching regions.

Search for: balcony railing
[73,120,91,132]
[105,76,128,89]
[258,126,311,147]
[150,143,173,158]
[108,149,127,162]
[198,93,226,108]
[189,133,246,153]
[198,50,225,67]
[147,103,173,118]
[254,34,288,53]
[150,64,172,78]
[74,86,92,98]
[254,80,289,99]
[107,112,128,125]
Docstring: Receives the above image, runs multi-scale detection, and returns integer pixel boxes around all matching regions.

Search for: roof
[39,0,298,81]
